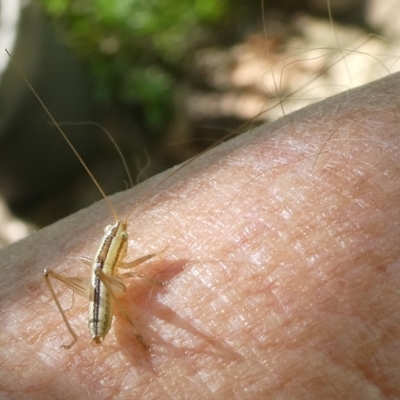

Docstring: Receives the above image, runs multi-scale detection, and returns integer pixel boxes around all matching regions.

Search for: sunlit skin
[1,72,400,399]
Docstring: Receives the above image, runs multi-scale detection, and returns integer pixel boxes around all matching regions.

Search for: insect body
[43,218,156,349]
[86,221,157,347]
[89,221,129,344]
[6,50,161,349]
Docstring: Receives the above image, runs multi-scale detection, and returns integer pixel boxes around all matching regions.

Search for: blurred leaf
[38,0,233,131]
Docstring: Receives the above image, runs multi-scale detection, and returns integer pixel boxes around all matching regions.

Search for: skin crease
[0,72,400,399]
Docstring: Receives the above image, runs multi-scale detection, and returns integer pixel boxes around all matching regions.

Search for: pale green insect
[43,221,157,349]
[7,50,161,349]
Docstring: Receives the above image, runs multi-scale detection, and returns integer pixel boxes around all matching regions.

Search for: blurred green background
[38,0,255,131]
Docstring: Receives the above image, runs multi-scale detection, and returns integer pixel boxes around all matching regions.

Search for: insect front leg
[120,247,168,284]
[119,271,162,286]
[122,253,158,269]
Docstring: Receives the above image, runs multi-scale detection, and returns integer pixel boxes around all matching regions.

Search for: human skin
[1,72,400,399]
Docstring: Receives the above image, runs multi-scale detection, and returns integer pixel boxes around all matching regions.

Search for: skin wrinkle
[1,72,400,398]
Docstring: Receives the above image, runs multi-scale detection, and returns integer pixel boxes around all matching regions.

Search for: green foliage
[39,0,228,129]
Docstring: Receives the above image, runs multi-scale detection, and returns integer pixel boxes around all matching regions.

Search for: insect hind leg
[95,267,150,350]
[43,269,88,349]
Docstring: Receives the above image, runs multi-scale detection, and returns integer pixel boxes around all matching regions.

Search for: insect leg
[121,250,166,284]
[122,253,158,269]
[121,244,168,272]
[43,269,90,349]
[119,271,162,286]
[95,267,149,350]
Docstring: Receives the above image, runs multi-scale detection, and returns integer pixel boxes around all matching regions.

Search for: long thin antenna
[55,121,134,188]
[5,49,118,219]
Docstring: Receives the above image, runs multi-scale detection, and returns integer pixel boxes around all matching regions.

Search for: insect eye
[121,231,128,241]
[104,224,112,233]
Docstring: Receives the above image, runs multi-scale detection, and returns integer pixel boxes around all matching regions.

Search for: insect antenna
[5,49,118,220]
